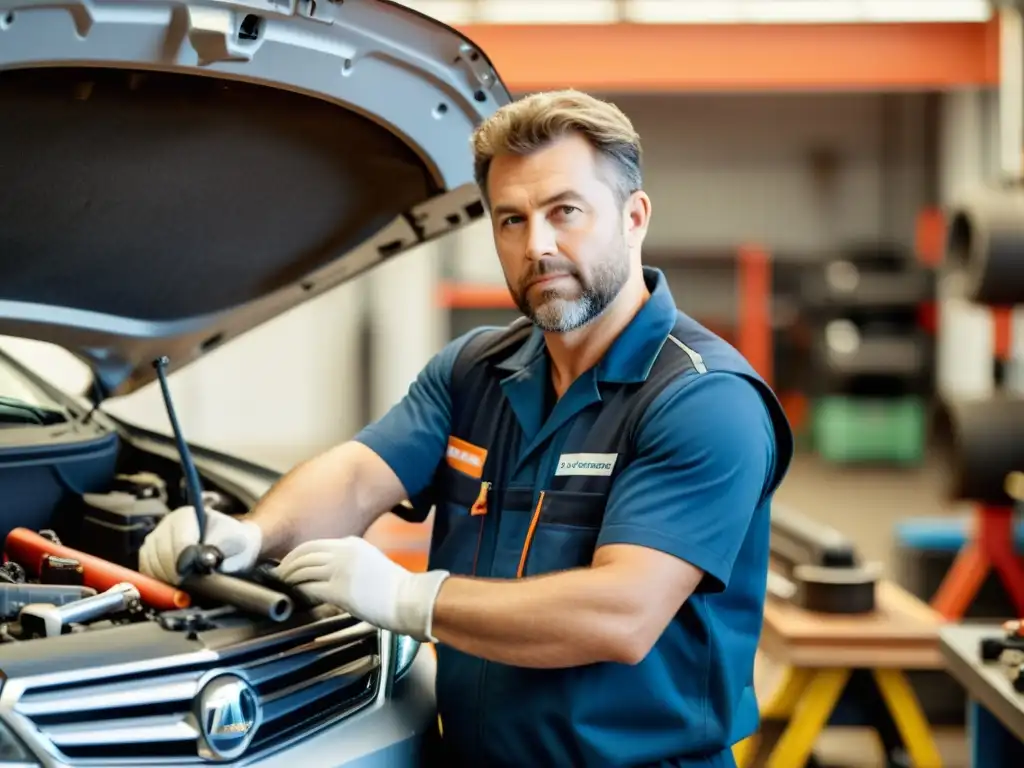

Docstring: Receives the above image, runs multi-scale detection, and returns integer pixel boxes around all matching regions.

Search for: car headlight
[0,718,36,765]
[393,634,421,681]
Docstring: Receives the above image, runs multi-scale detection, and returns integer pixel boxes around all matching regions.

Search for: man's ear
[624,190,652,248]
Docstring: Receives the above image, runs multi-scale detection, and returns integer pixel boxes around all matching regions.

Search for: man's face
[486,134,636,333]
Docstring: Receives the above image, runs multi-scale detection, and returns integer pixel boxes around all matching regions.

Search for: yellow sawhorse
[733,580,946,768]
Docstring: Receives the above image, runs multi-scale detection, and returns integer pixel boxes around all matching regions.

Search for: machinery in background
[769,503,882,614]
[976,619,1024,694]
[892,188,1024,724]
[765,504,914,768]
[933,189,1024,622]
[801,243,935,465]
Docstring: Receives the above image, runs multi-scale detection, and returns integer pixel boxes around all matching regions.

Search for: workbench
[939,623,1024,766]
[734,580,945,768]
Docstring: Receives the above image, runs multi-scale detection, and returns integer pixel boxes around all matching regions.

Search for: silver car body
[0,0,511,764]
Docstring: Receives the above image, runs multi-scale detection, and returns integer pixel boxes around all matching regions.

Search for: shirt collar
[495,266,678,384]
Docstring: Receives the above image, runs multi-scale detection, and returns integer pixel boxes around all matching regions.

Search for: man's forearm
[429,563,650,669]
[243,441,399,559]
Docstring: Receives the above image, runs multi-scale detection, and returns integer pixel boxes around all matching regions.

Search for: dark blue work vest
[420,310,793,767]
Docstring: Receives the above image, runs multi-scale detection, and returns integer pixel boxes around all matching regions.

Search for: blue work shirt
[355,267,793,767]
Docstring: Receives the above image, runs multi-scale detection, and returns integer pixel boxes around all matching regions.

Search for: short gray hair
[471,89,643,207]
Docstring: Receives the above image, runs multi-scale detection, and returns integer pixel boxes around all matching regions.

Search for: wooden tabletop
[760,579,946,669]
[940,623,1024,740]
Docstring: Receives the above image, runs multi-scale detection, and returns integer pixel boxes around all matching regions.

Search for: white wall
[115,276,369,471]
[366,242,448,422]
[935,89,1000,402]
[624,92,889,251]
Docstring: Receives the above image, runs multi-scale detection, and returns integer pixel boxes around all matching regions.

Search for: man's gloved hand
[271,537,450,643]
[138,506,262,585]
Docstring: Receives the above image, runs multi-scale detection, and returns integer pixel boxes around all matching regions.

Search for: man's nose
[525,219,558,261]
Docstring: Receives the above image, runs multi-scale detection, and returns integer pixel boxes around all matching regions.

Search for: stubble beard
[510,239,631,334]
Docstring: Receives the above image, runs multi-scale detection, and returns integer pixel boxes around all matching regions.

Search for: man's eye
[500,215,523,227]
[556,205,579,216]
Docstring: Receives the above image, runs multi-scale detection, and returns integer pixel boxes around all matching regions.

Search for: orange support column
[931,537,995,620]
[736,243,773,386]
[932,505,1024,619]
[994,306,1013,365]
[914,207,946,268]
[914,208,944,336]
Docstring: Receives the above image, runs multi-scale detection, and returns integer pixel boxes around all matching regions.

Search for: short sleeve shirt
[355,267,792,767]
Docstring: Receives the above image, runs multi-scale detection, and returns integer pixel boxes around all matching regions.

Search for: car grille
[9,614,382,763]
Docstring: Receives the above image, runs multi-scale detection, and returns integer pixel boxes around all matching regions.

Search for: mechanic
[139,89,794,768]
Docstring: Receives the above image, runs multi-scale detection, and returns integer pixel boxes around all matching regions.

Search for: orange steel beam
[736,244,772,386]
[915,208,946,268]
[437,282,517,310]
[995,307,1013,362]
[459,20,1000,92]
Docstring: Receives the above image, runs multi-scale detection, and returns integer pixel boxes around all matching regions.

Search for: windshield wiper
[0,396,67,427]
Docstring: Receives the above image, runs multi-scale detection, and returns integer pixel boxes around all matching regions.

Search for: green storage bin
[812,396,926,465]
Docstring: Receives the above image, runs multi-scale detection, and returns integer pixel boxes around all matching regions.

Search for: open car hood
[0,0,510,397]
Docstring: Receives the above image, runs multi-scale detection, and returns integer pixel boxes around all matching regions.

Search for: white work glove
[272,537,450,643]
[138,505,262,585]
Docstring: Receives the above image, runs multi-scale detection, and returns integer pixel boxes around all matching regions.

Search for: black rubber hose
[182,572,293,622]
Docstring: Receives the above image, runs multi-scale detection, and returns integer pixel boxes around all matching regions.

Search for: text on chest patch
[446,436,488,479]
[555,453,618,476]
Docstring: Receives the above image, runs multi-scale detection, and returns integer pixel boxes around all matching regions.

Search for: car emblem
[195,673,262,762]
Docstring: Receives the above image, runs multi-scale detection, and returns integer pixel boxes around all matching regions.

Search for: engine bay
[0,359,322,648]
[0,461,323,647]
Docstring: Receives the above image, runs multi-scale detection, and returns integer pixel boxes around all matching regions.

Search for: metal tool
[770,504,880,614]
[18,582,140,638]
[0,583,96,620]
[152,356,224,579]
[0,561,26,584]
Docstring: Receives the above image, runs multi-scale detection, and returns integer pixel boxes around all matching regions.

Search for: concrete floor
[773,451,964,578]
[766,450,970,767]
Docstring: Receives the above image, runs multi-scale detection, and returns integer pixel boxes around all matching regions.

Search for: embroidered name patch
[555,453,618,477]
[446,436,488,479]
